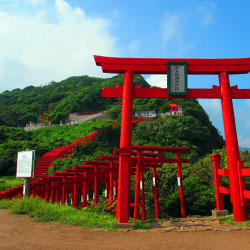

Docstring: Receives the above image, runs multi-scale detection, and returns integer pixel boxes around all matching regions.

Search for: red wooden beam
[113,150,159,157]
[219,186,230,195]
[102,85,250,99]
[131,145,190,152]
[84,160,110,166]
[94,55,250,75]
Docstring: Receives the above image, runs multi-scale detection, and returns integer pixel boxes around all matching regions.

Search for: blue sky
[0,0,249,147]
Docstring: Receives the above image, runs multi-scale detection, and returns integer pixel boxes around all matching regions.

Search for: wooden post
[176,152,186,218]
[152,167,160,219]
[219,72,248,221]
[23,178,30,198]
[140,170,146,222]
[117,70,134,223]
[210,154,224,210]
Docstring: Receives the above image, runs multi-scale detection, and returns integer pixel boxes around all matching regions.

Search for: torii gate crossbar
[94,55,250,223]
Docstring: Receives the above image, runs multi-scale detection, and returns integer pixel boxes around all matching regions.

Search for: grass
[0,176,23,191]
[219,214,250,227]
[0,199,17,209]
[132,219,151,230]
[0,197,118,230]
[0,197,155,230]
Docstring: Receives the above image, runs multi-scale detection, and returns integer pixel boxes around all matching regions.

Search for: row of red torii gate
[94,55,250,223]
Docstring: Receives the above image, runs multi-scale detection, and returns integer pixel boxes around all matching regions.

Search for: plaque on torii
[94,55,250,223]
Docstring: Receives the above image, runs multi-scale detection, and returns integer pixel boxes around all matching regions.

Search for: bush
[10,197,41,215]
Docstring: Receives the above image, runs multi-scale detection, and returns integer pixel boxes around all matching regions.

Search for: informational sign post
[16,150,35,178]
[167,61,188,96]
[16,150,35,198]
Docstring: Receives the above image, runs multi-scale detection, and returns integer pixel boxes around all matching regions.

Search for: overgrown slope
[0,74,149,126]
[0,120,114,175]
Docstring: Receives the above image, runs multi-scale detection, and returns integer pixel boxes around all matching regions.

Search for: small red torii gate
[40,114,50,126]
[94,55,250,223]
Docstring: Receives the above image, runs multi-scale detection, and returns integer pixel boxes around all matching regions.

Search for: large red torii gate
[94,55,250,223]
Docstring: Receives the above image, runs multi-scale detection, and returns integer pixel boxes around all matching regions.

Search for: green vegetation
[48,124,121,175]
[133,115,223,163]
[0,120,114,176]
[0,176,23,191]
[0,199,16,209]
[138,147,250,218]
[3,73,249,220]
[0,197,118,230]
[132,219,151,230]
[0,74,149,127]
[219,214,250,227]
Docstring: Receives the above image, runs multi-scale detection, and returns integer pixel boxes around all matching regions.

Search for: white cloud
[128,40,140,54]
[238,134,250,148]
[198,99,224,138]
[246,99,250,107]
[146,75,167,88]
[160,12,181,46]
[0,0,118,91]
[197,1,216,25]
[159,12,193,56]
[199,99,222,114]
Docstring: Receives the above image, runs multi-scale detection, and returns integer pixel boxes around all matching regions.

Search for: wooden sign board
[167,61,188,95]
[16,150,35,178]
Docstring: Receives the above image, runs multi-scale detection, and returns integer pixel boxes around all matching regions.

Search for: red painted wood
[109,161,114,206]
[132,145,190,152]
[219,186,230,195]
[217,168,229,176]
[116,70,134,223]
[94,55,250,74]
[219,72,248,221]
[102,86,250,99]
[84,160,110,166]
[176,152,186,218]
[133,163,140,220]
[152,167,159,219]
[237,160,248,207]
[210,154,225,210]
[140,170,145,222]
[243,190,250,199]
[241,168,250,176]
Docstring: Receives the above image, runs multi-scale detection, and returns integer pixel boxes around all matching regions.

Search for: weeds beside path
[0,197,118,230]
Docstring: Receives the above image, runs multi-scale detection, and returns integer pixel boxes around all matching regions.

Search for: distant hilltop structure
[24,111,107,131]
[134,103,183,118]
[169,103,183,116]
[65,111,107,124]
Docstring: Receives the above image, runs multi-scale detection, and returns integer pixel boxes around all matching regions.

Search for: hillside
[0,74,232,218]
[0,74,149,127]
[0,74,225,175]
[0,120,114,175]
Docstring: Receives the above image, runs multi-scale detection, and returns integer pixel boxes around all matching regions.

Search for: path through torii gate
[94,55,250,223]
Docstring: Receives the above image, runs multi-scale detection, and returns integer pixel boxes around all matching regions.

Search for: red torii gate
[40,114,50,126]
[94,55,250,223]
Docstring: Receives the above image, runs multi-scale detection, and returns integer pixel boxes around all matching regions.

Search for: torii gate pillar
[219,72,248,221]
[116,71,134,222]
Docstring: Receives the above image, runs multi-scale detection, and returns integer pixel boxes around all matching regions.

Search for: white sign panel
[167,61,188,95]
[170,65,185,92]
[177,177,181,186]
[16,150,35,178]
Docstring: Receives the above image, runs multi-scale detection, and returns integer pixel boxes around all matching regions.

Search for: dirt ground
[1,209,250,250]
